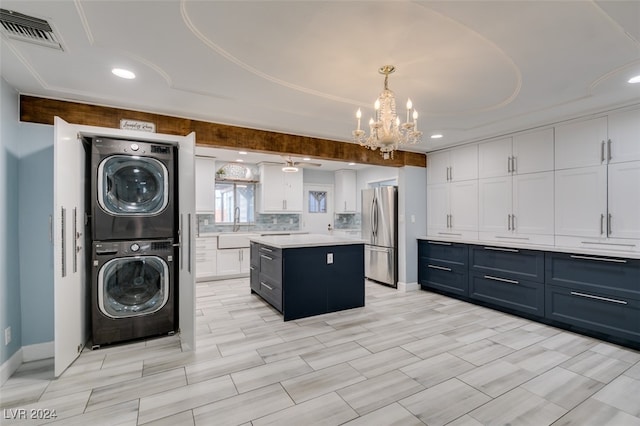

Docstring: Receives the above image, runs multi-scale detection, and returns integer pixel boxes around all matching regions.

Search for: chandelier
[352,65,422,159]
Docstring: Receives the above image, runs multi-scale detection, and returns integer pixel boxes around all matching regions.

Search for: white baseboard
[397,281,420,292]
[1,348,23,386]
[22,341,54,362]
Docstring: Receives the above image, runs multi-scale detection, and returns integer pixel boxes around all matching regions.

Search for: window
[308,191,327,213]
[215,182,255,223]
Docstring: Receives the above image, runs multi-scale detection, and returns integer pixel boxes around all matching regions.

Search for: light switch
[327,253,333,264]
[410,215,415,223]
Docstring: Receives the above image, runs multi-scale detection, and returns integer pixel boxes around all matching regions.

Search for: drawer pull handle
[428,264,452,272]
[261,282,273,291]
[569,255,627,264]
[250,266,255,270]
[261,254,274,261]
[260,247,274,252]
[570,291,627,305]
[483,246,520,253]
[484,275,519,285]
[427,241,452,246]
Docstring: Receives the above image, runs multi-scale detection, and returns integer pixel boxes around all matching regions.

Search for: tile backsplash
[198,213,301,234]
[334,213,361,230]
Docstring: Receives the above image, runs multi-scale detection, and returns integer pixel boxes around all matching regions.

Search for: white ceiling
[2,1,639,159]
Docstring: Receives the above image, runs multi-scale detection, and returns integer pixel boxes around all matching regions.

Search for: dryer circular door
[98,155,169,215]
[98,256,170,318]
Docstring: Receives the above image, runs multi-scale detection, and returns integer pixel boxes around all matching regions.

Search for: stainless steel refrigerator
[362,186,398,287]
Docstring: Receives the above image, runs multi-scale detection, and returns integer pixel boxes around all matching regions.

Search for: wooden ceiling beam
[20,95,426,167]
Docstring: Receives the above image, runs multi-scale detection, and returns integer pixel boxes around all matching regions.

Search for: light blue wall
[1,78,22,364]
[398,166,427,284]
[18,124,54,346]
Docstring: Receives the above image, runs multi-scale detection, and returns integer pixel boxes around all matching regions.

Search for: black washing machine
[90,137,176,241]
[91,239,176,347]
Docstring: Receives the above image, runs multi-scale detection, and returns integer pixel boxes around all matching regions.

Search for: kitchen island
[250,234,365,321]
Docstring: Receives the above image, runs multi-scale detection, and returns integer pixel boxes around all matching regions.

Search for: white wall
[397,166,427,286]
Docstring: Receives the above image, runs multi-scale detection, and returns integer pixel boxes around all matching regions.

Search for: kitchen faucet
[232,206,240,232]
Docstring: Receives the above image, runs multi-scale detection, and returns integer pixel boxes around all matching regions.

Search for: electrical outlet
[273,218,277,224]
[4,326,11,345]
[327,253,333,264]
[204,219,209,225]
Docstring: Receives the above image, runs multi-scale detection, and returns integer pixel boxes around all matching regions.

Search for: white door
[513,171,554,236]
[426,183,449,233]
[303,184,334,234]
[555,165,607,237]
[478,138,511,178]
[608,108,640,164]
[450,180,478,232]
[478,177,512,233]
[53,117,87,377]
[555,116,608,170]
[178,132,196,351]
[608,161,640,239]
[427,151,450,185]
[512,128,555,174]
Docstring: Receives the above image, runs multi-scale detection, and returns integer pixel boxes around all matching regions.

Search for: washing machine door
[98,155,169,215]
[98,256,170,318]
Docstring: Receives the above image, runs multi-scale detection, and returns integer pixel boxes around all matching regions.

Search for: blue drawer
[546,284,640,344]
[470,245,544,283]
[545,252,640,300]
[418,240,468,270]
[469,272,544,317]
[419,260,468,297]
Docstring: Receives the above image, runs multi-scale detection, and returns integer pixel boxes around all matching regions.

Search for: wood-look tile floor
[2,278,640,425]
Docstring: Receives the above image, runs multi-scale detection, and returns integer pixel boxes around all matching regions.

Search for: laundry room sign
[119,119,156,133]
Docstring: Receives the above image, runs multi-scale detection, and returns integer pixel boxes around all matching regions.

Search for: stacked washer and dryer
[89,137,178,348]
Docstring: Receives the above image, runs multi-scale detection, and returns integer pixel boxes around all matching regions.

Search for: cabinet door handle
[261,282,273,291]
[512,214,516,231]
[483,246,519,253]
[607,139,612,162]
[608,213,612,236]
[449,167,453,181]
[484,275,519,285]
[507,157,511,173]
[427,241,452,246]
[61,207,66,278]
[569,254,627,264]
[428,264,452,272]
[260,247,274,252]
[260,254,274,261]
[600,214,605,235]
[507,214,511,230]
[512,156,517,173]
[570,291,627,305]
[250,266,255,271]
[600,140,605,163]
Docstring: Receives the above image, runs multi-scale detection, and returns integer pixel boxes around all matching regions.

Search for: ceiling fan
[275,156,322,172]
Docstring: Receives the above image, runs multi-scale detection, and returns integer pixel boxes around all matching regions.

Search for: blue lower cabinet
[469,272,545,317]
[470,245,544,283]
[419,261,468,297]
[546,284,640,343]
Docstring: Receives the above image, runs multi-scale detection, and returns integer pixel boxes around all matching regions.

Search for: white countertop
[198,231,309,238]
[251,233,365,249]
[417,236,640,259]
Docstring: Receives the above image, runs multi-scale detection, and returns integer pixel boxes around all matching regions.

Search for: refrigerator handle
[373,196,379,237]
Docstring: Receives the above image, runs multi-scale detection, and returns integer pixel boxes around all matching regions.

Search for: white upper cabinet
[608,108,640,164]
[512,128,555,174]
[479,129,554,179]
[258,164,303,213]
[195,157,215,213]
[428,145,478,184]
[479,138,512,178]
[427,180,478,240]
[555,116,608,170]
[334,169,357,213]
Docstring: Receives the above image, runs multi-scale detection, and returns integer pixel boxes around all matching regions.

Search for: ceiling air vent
[0,8,63,51]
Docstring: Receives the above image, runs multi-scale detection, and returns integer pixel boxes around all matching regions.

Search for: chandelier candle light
[353,65,422,159]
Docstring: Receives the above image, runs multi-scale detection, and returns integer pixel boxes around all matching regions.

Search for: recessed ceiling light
[235,159,244,162]
[348,162,356,166]
[430,134,443,139]
[112,68,135,79]
[628,75,640,84]
[303,157,311,161]
[239,151,247,155]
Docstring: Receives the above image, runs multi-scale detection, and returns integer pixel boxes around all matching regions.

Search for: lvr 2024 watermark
[3,408,57,420]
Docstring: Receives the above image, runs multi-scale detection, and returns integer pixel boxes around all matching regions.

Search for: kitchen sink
[217,233,259,249]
